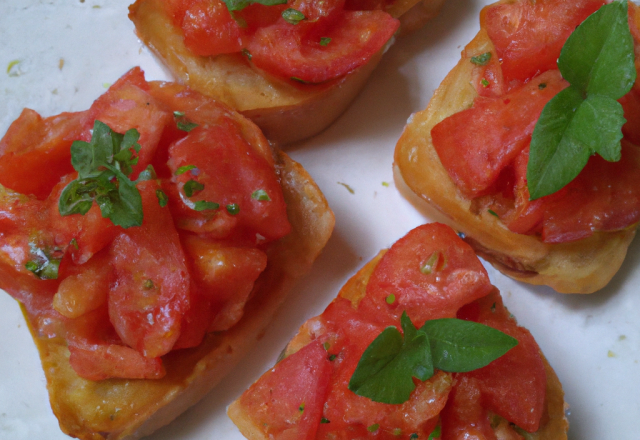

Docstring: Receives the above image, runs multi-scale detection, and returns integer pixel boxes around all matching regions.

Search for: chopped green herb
[282,8,306,25]
[367,424,380,433]
[410,434,419,440]
[527,0,636,200]
[241,48,252,60]
[70,238,79,250]
[58,120,144,229]
[470,52,492,66]
[381,181,390,187]
[393,428,402,436]
[156,189,168,207]
[7,59,22,77]
[487,209,499,217]
[252,189,271,201]
[320,418,330,424]
[173,111,185,117]
[193,200,220,211]
[226,203,240,215]
[323,342,331,351]
[329,354,337,361]
[144,279,155,289]
[183,180,204,197]
[175,165,196,176]
[427,425,441,440]
[221,0,286,12]
[538,83,547,90]
[135,164,156,183]
[420,251,441,275]
[349,312,517,404]
[481,78,490,87]
[177,120,198,132]
[290,76,310,84]
[299,403,305,413]
[337,182,355,194]
[320,37,332,46]
[25,244,61,280]
[386,294,396,304]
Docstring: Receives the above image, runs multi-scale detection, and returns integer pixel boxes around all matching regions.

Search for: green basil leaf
[100,165,143,228]
[156,189,169,208]
[470,52,492,66]
[175,164,196,176]
[348,312,433,404]
[193,200,220,211]
[184,180,204,197]
[71,120,113,177]
[559,0,635,99]
[222,0,286,12]
[419,318,517,372]
[527,1,635,199]
[251,189,271,201]
[427,425,441,440]
[58,179,95,216]
[319,37,331,46]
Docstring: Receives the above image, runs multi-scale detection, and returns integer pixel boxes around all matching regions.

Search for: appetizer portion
[229,223,568,439]
[129,0,445,144]
[0,67,334,439]
[395,0,640,293]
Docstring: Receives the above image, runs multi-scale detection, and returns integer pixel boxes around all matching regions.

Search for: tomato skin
[482,0,605,86]
[88,67,171,180]
[457,291,546,433]
[248,11,399,83]
[360,224,493,327]
[440,376,497,440]
[167,123,291,242]
[237,339,333,440]
[108,180,190,358]
[431,70,567,198]
[181,0,242,56]
[0,108,91,199]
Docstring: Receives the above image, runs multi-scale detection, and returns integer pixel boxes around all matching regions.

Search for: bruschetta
[228,223,568,439]
[394,0,640,293]
[128,0,446,145]
[0,67,334,439]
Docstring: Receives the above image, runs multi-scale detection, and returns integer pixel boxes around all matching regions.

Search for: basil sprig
[527,0,636,199]
[222,0,286,12]
[58,120,144,228]
[348,312,517,404]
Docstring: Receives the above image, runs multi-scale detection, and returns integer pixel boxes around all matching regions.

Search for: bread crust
[128,0,446,145]
[23,148,334,440]
[394,27,637,294]
[228,250,568,439]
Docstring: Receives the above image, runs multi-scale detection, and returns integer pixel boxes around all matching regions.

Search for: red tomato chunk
[0,67,291,380]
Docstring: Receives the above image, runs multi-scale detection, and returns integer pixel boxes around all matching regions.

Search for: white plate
[0,1,638,439]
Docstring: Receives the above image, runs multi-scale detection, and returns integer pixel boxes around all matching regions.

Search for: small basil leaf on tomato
[427,425,441,440]
[194,200,220,211]
[156,189,168,208]
[251,189,271,201]
[175,164,196,176]
[527,0,635,199]
[226,203,240,215]
[419,318,518,372]
[222,0,286,12]
[319,37,331,47]
[348,312,433,404]
[282,8,306,25]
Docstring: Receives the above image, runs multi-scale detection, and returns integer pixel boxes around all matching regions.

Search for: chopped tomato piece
[108,180,190,358]
[481,0,605,85]
[236,339,333,440]
[0,108,91,199]
[457,291,546,433]
[181,0,242,56]
[360,223,493,327]
[167,123,290,242]
[88,67,171,180]
[432,70,567,198]
[440,376,497,440]
[248,11,399,83]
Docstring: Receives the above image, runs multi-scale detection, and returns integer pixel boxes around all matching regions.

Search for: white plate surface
[0,1,638,439]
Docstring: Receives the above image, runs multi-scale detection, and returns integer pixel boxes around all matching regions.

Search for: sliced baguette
[128,0,446,145]
[229,244,568,439]
[394,27,637,294]
[24,148,334,440]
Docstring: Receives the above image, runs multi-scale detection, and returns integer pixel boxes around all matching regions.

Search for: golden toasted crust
[393,28,637,294]
[128,0,445,145]
[228,251,568,439]
[25,148,334,440]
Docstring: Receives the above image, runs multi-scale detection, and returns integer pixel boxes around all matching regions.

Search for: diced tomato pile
[165,0,400,83]
[0,67,291,380]
[431,0,640,243]
[235,224,547,438]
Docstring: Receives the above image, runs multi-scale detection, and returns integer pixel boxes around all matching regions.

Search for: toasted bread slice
[23,148,334,440]
[229,234,568,439]
[128,0,446,145]
[394,25,638,294]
